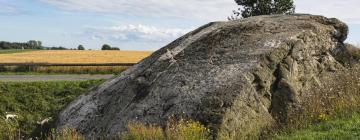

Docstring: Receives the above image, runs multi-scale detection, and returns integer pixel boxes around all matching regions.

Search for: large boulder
[56,14,355,139]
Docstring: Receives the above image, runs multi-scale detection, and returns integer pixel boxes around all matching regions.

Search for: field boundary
[0,63,136,67]
[0,74,114,82]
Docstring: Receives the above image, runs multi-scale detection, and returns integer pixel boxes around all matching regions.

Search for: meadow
[0,80,104,139]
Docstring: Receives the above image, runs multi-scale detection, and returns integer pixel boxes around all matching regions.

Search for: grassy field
[0,80,210,140]
[0,66,130,74]
[0,49,35,54]
[275,111,360,140]
[0,50,151,63]
[0,80,104,139]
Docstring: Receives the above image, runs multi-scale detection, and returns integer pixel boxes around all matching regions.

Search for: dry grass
[122,123,165,140]
[0,50,151,74]
[47,129,84,140]
[45,119,210,140]
[272,65,360,139]
[0,120,20,140]
[267,65,360,138]
[0,50,152,64]
[121,119,210,140]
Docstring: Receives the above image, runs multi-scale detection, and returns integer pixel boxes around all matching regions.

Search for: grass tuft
[47,128,84,140]
[121,119,210,140]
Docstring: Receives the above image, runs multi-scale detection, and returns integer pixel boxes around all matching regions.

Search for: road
[0,74,114,82]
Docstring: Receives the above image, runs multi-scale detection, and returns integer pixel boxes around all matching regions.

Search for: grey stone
[56,14,358,139]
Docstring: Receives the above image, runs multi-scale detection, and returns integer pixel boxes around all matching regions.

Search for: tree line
[0,40,43,50]
[0,40,120,51]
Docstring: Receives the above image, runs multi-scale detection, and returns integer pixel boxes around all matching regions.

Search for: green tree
[230,0,295,19]
[101,44,112,50]
[27,40,43,49]
[77,45,85,50]
[111,47,120,50]
[37,41,42,47]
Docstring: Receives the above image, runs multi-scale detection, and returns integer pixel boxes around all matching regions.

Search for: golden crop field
[0,50,152,64]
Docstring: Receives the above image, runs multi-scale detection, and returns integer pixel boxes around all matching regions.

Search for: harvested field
[0,50,151,64]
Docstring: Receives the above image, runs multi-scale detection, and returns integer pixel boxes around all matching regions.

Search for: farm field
[0,50,152,64]
[0,50,152,74]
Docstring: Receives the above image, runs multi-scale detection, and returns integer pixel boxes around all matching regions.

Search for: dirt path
[0,74,114,82]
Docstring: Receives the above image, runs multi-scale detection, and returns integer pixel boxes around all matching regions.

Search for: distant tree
[101,44,112,50]
[0,40,43,50]
[229,0,295,20]
[36,41,42,48]
[48,46,68,50]
[78,45,85,50]
[27,40,42,49]
[111,47,120,50]
[28,40,37,47]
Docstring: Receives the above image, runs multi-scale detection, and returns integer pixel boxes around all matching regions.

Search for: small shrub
[166,119,210,140]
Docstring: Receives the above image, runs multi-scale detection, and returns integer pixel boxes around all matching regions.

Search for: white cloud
[38,0,360,50]
[40,0,360,24]
[0,1,18,14]
[40,0,237,21]
[83,24,192,42]
[295,0,360,24]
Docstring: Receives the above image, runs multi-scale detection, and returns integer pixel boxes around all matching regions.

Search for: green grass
[0,80,104,139]
[274,112,360,140]
[0,49,35,54]
[0,66,129,74]
[0,72,116,75]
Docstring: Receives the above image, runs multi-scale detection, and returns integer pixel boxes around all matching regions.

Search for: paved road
[0,74,114,82]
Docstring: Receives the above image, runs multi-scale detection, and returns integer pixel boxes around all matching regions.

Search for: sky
[0,0,359,50]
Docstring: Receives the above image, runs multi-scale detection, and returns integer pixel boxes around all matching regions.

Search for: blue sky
[0,0,359,50]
